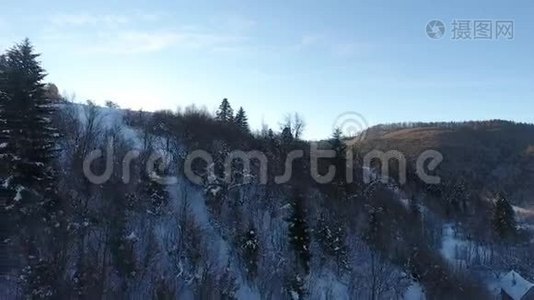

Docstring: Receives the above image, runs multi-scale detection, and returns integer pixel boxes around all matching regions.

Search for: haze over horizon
[2,0,533,139]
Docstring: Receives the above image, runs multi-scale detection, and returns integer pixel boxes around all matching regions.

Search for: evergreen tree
[241,223,259,279]
[215,98,234,122]
[0,54,10,169]
[0,39,61,299]
[142,171,168,216]
[234,107,249,133]
[287,273,305,300]
[444,177,469,216]
[409,196,422,224]
[218,267,239,299]
[100,162,137,287]
[281,126,293,145]
[268,129,275,140]
[492,193,517,240]
[315,214,349,272]
[365,206,385,250]
[241,224,259,279]
[108,193,137,281]
[330,128,345,154]
[288,190,311,273]
[329,128,348,197]
[0,39,58,196]
[0,89,9,172]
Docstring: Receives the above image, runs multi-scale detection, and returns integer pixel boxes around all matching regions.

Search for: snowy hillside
[4,98,534,299]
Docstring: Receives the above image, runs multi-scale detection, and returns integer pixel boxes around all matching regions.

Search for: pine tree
[0,54,10,168]
[0,39,61,299]
[234,107,249,133]
[316,214,349,272]
[108,193,137,281]
[492,193,516,240]
[241,223,259,279]
[445,177,469,216]
[409,196,423,226]
[287,273,305,299]
[100,170,137,285]
[0,88,10,171]
[0,39,58,195]
[329,128,348,197]
[268,129,274,140]
[281,126,293,145]
[288,190,311,273]
[142,171,168,216]
[330,128,345,154]
[218,266,238,299]
[215,98,234,122]
[365,206,385,250]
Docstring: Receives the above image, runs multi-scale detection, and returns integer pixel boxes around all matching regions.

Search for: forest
[2,40,534,300]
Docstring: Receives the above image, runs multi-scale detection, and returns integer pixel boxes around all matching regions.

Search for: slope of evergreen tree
[141,171,168,216]
[365,206,385,250]
[492,193,517,240]
[288,189,311,273]
[240,223,259,279]
[330,127,344,154]
[0,87,10,173]
[0,39,58,195]
[234,107,249,133]
[315,214,349,272]
[0,39,62,299]
[281,126,293,145]
[215,98,234,122]
[329,128,348,198]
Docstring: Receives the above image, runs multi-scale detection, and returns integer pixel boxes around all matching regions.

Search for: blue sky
[1,0,533,139]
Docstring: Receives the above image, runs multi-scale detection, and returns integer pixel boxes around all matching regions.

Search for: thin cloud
[82,30,245,54]
[50,13,131,27]
[43,12,246,55]
[297,33,374,58]
[48,11,165,28]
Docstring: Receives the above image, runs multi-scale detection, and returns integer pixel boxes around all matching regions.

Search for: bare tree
[280,112,306,140]
[349,238,410,299]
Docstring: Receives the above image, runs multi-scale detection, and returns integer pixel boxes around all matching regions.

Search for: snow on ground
[485,272,506,298]
[95,115,436,299]
[403,281,426,300]
[73,103,143,149]
[512,205,534,215]
[440,224,465,265]
[308,270,349,300]
[440,224,504,298]
[439,223,489,271]
[104,111,261,299]
[167,180,261,299]
[513,205,534,225]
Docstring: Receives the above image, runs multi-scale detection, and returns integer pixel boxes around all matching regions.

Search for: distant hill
[357,120,534,206]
